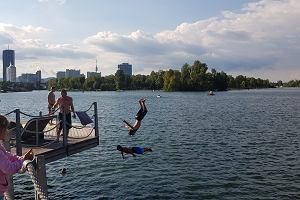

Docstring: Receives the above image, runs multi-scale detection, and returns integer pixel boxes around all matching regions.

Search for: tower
[96,59,98,73]
[2,48,15,81]
[7,62,16,82]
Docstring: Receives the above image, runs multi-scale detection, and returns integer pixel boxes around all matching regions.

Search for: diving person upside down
[123,98,147,135]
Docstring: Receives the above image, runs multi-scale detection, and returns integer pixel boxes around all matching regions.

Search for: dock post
[34,155,48,200]
[15,109,22,156]
[93,102,99,140]
[62,106,68,148]
[3,132,15,200]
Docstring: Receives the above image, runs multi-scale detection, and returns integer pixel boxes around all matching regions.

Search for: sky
[0,0,299,81]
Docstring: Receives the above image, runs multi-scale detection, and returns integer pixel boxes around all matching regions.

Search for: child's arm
[0,150,23,175]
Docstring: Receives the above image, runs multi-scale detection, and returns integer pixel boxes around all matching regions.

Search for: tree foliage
[46,60,275,91]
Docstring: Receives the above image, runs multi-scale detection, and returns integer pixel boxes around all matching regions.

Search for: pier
[4,102,99,200]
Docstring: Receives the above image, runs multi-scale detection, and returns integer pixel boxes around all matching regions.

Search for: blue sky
[0,0,299,81]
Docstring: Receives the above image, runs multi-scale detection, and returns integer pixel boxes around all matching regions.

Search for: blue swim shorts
[132,147,144,154]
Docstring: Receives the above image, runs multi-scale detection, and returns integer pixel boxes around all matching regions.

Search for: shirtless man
[123,98,147,135]
[47,86,56,124]
[52,89,76,141]
[117,145,152,159]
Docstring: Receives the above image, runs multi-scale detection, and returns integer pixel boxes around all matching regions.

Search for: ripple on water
[1,90,300,199]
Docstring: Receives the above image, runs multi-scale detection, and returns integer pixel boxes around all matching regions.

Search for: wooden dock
[10,123,99,164]
[4,102,100,200]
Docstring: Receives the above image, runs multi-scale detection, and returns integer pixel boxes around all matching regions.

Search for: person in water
[123,98,147,135]
[117,145,152,159]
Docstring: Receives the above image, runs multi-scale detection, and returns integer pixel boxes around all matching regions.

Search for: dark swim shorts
[132,147,144,154]
[135,108,147,121]
[58,112,72,130]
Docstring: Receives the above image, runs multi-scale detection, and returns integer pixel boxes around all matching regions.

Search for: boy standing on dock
[52,89,76,142]
[47,86,56,125]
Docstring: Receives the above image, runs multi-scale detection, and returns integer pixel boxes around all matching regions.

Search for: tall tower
[7,62,16,82]
[2,48,15,81]
[95,59,98,73]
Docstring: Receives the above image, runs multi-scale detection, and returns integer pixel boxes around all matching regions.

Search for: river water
[1,89,300,199]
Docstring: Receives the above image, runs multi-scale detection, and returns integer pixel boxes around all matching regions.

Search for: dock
[4,102,99,200]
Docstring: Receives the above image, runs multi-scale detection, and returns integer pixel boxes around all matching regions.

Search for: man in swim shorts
[117,145,152,159]
[47,86,55,124]
[123,98,147,135]
[52,89,76,141]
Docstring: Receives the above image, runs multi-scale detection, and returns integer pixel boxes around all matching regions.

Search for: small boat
[157,94,161,98]
[208,91,215,96]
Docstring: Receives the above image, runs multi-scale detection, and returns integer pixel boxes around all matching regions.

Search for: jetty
[3,102,99,200]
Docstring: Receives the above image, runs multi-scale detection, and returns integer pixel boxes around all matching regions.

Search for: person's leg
[144,147,152,152]
[141,99,147,111]
[48,104,54,124]
[66,113,72,137]
[56,113,63,141]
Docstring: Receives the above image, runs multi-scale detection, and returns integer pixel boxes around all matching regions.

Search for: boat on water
[157,94,161,98]
[208,91,215,96]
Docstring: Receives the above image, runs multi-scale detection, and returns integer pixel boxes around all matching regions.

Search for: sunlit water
[1,89,300,199]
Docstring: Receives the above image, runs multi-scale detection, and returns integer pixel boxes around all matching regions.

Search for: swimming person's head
[60,168,67,176]
[117,145,122,151]
[0,115,9,140]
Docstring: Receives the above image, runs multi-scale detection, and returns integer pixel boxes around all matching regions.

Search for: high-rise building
[56,71,65,78]
[7,63,16,82]
[18,73,37,83]
[87,72,101,78]
[36,70,41,84]
[66,69,80,77]
[2,49,15,81]
[118,63,132,76]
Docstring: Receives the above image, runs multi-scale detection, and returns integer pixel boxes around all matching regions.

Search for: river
[1,89,300,199]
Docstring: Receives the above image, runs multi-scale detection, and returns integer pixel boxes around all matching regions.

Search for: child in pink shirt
[0,115,33,199]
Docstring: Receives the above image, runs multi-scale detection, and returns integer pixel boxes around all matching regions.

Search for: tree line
[47,60,276,91]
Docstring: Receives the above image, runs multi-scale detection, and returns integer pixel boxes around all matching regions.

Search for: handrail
[21,160,48,200]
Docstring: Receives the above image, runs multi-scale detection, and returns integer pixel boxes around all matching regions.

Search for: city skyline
[0,0,299,81]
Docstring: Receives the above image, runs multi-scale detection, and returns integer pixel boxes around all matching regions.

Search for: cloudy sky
[0,0,299,81]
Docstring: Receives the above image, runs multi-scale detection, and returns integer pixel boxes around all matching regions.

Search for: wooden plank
[10,125,98,164]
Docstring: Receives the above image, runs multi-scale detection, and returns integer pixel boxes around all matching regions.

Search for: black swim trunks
[135,108,147,121]
[58,112,72,130]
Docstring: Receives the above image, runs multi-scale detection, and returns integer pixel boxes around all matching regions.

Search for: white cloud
[0,23,95,77]
[1,0,300,80]
[84,0,300,80]
[37,0,66,5]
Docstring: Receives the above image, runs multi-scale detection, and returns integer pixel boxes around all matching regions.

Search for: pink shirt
[0,143,23,195]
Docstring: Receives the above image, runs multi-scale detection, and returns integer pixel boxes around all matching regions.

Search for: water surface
[1,89,300,199]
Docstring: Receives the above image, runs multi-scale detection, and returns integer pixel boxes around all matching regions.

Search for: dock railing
[3,102,99,199]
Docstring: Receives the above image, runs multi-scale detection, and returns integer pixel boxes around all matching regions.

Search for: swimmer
[123,98,147,135]
[59,168,67,176]
[117,145,152,159]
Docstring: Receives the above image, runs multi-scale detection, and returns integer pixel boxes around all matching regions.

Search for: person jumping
[123,98,147,135]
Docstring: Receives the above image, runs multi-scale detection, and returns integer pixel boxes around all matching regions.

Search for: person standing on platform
[52,89,76,142]
[47,86,56,125]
